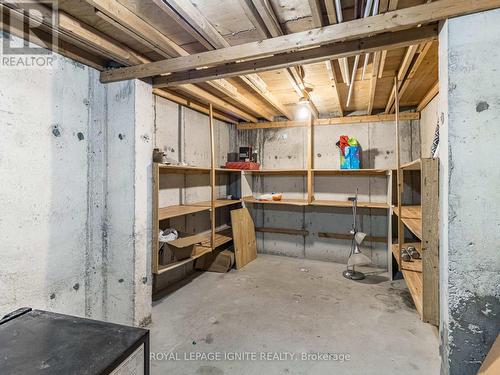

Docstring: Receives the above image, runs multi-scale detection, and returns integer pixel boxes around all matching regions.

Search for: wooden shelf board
[215,168,242,173]
[195,199,242,208]
[402,269,423,317]
[243,197,308,206]
[394,205,422,239]
[313,168,391,176]
[156,227,233,274]
[158,204,210,220]
[158,164,210,174]
[401,159,421,170]
[311,199,389,209]
[391,243,422,272]
[244,169,307,175]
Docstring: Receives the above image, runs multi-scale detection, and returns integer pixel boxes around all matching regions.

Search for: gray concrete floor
[149,255,440,375]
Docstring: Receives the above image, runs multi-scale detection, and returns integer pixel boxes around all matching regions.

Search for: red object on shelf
[225,162,260,170]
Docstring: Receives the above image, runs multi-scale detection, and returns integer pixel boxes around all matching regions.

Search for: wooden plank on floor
[230,208,257,269]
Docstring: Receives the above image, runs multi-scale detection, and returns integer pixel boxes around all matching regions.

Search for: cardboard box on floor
[195,249,235,273]
[160,233,209,264]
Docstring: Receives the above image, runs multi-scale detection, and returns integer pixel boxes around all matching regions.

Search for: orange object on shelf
[225,161,260,170]
[272,193,283,201]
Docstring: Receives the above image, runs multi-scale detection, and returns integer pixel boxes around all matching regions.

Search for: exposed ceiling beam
[237,112,420,130]
[416,81,439,112]
[367,51,381,115]
[388,41,433,113]
[100,0,500,83]
[86,0,267,121]
[155,0,289,120]
[385,44,418,113]
[178,84,258,122]
[311,0,343,116]
[152,25,437,85]
[377,0,399,79]
[240,0,322,117]
[153,89,238,124]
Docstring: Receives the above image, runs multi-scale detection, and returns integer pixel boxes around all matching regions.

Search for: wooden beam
[318,232,387,243]
[416,81,439,111]
[86,0,187,57]
[237,112,420,130]
[385,44,419,113]
[239,0,270,39]
[255,227,309,236]
[308,0,324,26]
[153,89,238,124]
[389,41,433,113]
[378,0,399,79]
[367,51,381,115]
[178,84,258,122]
[155,0,286,120]
[101,0,497,83]
[153,25,437,85]
[325,60,344,116]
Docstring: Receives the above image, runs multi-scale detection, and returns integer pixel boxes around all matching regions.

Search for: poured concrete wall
[238,119,420,267]
[153,95,237,290]
[439,10,500,374]
[0,35,153,326]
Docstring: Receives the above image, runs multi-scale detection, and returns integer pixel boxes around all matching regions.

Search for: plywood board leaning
[230,208,257,269]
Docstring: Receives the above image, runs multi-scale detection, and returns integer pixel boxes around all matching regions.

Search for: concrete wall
[153,95,237,290]
[0,35,153,326]
[439,10,500,375]
[420,95,439,158]
[238,119,420,268]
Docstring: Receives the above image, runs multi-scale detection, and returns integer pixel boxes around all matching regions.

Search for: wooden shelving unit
[311,199,389,209]
[152,105,241,276]
[313,168,391,176]
[393,158,439,324]
[243,197,308,206]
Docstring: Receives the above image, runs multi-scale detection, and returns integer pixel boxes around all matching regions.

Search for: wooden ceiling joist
[100,0,500,84]
[84,0,267,121]
[416,81,439,112]
[243,0,321,118]
[152,25,438,85]
[237,112,420,130]
[153,89,238,124]
[367,51,382,115]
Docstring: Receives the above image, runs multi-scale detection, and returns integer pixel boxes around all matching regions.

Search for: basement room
[0,1,499,374]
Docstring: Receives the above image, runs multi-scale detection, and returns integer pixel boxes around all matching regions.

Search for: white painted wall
[439,10,500,374]
[0,35,153,326]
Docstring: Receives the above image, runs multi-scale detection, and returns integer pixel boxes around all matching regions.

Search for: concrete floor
[149,255,440,375]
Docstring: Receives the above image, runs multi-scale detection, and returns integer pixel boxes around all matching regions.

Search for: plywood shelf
[402,269,423,317]
[311,199,389,209]
[391,243,422,272]
[313,168,391,176]
[196,199,242,208]
[158,204,210,220]
[243,197,308,206]
[244,169,307,175]
[158,164,211,174]
[157,227,233,274]
[401,159,421,170]
[215,168,243,173]
[394,205,422,239]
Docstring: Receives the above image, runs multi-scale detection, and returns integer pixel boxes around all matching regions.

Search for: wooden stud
[367,51,381,115]
[209,104,216,249]
[395,77,404,270]
[99,0,500,82]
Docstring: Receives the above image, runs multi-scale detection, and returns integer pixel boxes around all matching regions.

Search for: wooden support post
[152,163,160,274]
[209,104,216,249]
[395,77,403,270]
[307,114,314,204]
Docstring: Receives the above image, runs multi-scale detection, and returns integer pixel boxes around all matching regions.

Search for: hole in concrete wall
[118,133,125,140]
[73,283,80,291]
[51,125,61,137]
[77,132,84,141]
